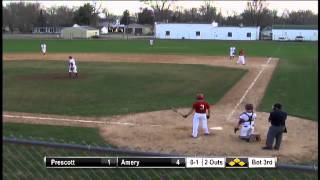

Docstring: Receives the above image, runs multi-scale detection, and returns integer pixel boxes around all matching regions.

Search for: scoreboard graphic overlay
[45,157,277,168]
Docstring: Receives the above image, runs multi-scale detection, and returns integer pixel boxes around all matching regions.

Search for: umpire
[262,103,287,150]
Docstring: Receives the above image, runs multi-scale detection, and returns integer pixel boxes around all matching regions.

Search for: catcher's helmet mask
[245,103,253,111]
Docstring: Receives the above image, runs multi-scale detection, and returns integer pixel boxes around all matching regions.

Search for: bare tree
[141,0,176,22]
[199,1,218,23]
[3,2,41,32]
[46,6,75,27]
[242,0,268,26]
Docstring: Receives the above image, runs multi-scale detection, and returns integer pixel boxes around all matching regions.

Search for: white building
[155,22,260,40]
[272,25,318,41]
[61,26,99,39]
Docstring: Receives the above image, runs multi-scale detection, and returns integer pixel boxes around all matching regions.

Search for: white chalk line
[3,114,161,127]
[226,57,272,121]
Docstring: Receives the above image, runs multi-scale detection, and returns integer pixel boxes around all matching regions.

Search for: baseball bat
[170,107,185,117]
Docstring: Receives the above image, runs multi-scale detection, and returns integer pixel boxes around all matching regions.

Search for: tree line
[2,1,318,33]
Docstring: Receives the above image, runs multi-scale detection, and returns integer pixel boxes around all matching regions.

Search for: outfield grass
[3,39,318,120]
[3,60,246,116]
[3,143,318,180]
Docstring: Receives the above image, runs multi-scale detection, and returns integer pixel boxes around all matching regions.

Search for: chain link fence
[3,136,317,180]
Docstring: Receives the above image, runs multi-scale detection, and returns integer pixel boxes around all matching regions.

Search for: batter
[183,93,211,138]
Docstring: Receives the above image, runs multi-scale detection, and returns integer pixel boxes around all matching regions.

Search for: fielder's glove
[283,127,287,133]
[206,115,210,119]
[234,127,239,134]
[182,115,188,118]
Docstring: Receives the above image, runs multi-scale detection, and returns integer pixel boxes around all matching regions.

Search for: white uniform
[192,113,209,138]
[239,112,256,138]
[233,47,237,56]
[149,39,154,46]
[229,47,234,57]
[41,43,47,54]
[68,58,77,73]
[237,50,245,65]
[237,56,245,65]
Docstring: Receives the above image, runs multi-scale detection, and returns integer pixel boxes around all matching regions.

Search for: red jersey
[239,50,245,56]
[193,101,210,114]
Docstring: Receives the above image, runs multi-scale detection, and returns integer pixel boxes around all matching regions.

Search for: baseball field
[3,39,318,178]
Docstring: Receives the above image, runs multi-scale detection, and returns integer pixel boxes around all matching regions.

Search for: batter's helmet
[196,93,204,100]
[245,103,253,110]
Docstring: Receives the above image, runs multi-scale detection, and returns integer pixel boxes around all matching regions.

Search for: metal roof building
[61,26,99,39]
[155,22,260,40]
[272,25,318,41]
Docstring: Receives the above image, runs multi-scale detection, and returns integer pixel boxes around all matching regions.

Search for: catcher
[234,103,261,142]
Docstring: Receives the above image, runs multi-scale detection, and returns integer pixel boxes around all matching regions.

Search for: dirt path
[3,53,318,164]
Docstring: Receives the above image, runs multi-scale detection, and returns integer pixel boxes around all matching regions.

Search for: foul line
[3,114,161,127]
[226,57,273,121]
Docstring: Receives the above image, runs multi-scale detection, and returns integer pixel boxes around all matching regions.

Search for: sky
[2,1,318,17]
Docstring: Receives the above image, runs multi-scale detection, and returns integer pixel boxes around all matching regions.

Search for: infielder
[40,42,47,55]
[183,93,211,138]
[237,48,245,65]
[234,104,257,141]
[229,46,236,60]
[68,56,78,79]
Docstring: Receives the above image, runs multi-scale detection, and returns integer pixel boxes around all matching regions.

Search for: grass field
[3,39,318,120]
[3,60,245,116]
[3,38,318,179]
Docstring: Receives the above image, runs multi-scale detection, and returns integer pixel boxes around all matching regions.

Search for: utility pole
[127,16,129,40]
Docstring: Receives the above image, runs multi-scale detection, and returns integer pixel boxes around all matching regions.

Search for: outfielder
[68,56,78,79]
[234,104,258,141]
[40,42,47,55]
[237,48,245,65]
[183,93,211,138]
[149,39,154,46]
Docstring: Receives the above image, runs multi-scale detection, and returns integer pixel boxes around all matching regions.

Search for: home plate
[210,127,223,130]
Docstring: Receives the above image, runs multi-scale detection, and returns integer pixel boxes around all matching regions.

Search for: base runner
[183,93,211,138]
[237,48,245,65]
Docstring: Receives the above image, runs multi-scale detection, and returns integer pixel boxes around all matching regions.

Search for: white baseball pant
[192,113,209,138]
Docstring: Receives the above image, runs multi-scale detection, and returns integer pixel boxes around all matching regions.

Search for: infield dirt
[3,53,318,164]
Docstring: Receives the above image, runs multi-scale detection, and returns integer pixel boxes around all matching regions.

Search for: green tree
[73,3,99,26]
[37,9,47,26]
[138,8,154,25]
[120,10,131,25]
